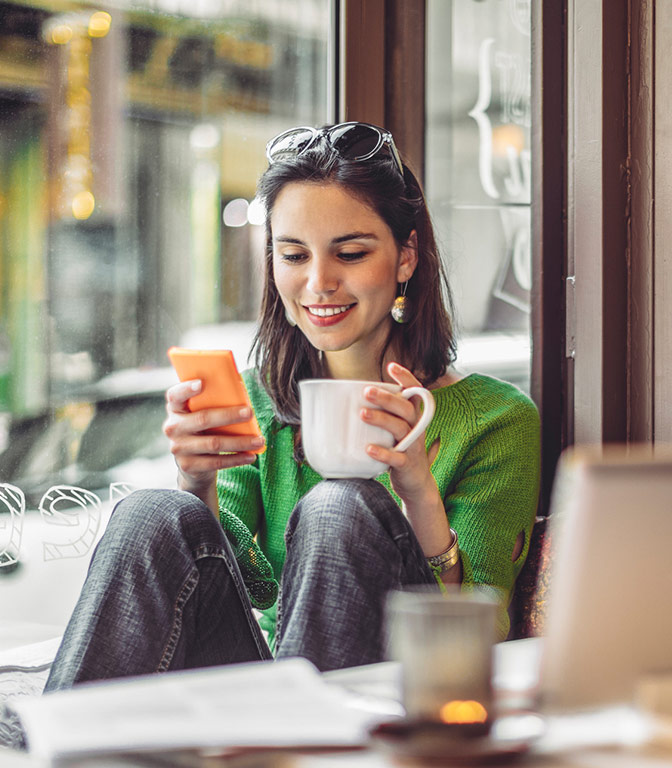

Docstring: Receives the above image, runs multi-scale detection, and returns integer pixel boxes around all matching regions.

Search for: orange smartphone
[167,347,265,453]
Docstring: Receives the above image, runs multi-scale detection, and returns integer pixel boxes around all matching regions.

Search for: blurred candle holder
[386,587,499,736]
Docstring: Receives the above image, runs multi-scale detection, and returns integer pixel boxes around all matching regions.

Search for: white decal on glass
[0,484,25,568]
[39,485,102,561]
[509,0,531,37]
[109,482,137,502]
[468,38,499,200]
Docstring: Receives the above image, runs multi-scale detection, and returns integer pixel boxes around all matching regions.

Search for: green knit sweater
[216,371,540,649]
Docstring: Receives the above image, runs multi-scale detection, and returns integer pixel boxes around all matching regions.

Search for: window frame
[340,0,565,513]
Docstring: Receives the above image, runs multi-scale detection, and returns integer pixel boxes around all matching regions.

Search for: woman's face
[270,181,417,362]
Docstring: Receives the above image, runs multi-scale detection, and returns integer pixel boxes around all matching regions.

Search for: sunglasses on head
[265,121,404,176]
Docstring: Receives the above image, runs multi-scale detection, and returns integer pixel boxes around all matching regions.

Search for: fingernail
[239,407,251,418]
[252,436,265,447]
[361,408,371,420]
[190,380,201,392]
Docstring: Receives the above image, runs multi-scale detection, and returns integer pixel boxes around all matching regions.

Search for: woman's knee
[286,479,401,550]
[105,488,217,552]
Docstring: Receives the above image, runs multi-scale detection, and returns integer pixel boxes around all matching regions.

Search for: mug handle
[393,387,436,453]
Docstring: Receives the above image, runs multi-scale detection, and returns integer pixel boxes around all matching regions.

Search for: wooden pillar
[531,0,568,512]
[568,0,630,445]
[339,0,425,183]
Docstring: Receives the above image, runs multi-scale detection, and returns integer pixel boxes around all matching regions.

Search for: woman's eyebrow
[273,232,379,245]
[332,232,379,244]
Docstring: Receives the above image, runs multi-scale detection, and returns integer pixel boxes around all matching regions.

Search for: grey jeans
[44,478,437,690]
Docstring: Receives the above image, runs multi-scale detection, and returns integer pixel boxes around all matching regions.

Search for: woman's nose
[306,258,338,295]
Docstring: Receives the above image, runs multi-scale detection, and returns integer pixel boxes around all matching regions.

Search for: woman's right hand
[163,379,264,504]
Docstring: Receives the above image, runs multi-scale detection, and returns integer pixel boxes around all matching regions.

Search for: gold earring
[391,281,410,324]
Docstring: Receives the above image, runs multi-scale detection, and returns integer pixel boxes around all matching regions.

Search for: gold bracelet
[427,528,460,573]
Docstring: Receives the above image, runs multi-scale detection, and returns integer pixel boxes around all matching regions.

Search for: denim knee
[285,479,401,554]
[276,479,431,669]
[103,488,221,561]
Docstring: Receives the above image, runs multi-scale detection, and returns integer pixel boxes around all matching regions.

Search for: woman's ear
[397,230,418,283]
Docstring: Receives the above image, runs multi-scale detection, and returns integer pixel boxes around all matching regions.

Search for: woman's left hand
[364,362,457,573]
[361,362,436,506]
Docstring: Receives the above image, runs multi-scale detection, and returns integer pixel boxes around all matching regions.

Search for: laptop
[538,445,672,711]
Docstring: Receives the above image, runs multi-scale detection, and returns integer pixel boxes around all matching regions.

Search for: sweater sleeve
[442,390,541,639]
[216,463,278,610]
[214,372,280,610]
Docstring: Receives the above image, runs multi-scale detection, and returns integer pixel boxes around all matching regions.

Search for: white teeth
[308,305,352,317]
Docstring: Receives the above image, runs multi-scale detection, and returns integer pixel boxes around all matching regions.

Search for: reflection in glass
[0,1,330,511]
[426,0,532,392]
[0,17,330,671]
[0,0,331,642]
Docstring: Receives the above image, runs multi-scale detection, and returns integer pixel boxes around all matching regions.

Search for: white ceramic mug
[299,379,436,479]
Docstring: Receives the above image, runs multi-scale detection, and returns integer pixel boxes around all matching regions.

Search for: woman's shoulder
[431,372,539,427]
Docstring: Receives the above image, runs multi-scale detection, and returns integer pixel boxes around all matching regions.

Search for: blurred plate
[369,712,544,765]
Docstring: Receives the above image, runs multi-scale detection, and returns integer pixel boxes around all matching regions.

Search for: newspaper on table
[12,658,386,761]
[0,638,62,674]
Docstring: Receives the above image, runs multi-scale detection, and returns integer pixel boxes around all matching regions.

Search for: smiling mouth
[306,304,355,317]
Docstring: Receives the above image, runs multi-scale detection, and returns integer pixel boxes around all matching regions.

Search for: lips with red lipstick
[303,303,356,326]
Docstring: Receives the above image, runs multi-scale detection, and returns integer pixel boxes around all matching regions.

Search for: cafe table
[2,638,671,767]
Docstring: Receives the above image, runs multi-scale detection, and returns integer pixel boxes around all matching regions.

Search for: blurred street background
[0,0,532,645]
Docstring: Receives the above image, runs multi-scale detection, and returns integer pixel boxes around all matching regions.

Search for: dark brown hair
[252,133,456,425]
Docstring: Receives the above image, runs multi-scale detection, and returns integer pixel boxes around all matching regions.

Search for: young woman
[44,122,540,687]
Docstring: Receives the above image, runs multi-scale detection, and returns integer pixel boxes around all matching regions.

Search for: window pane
[0,0,330,628]
[426,0,531,392]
